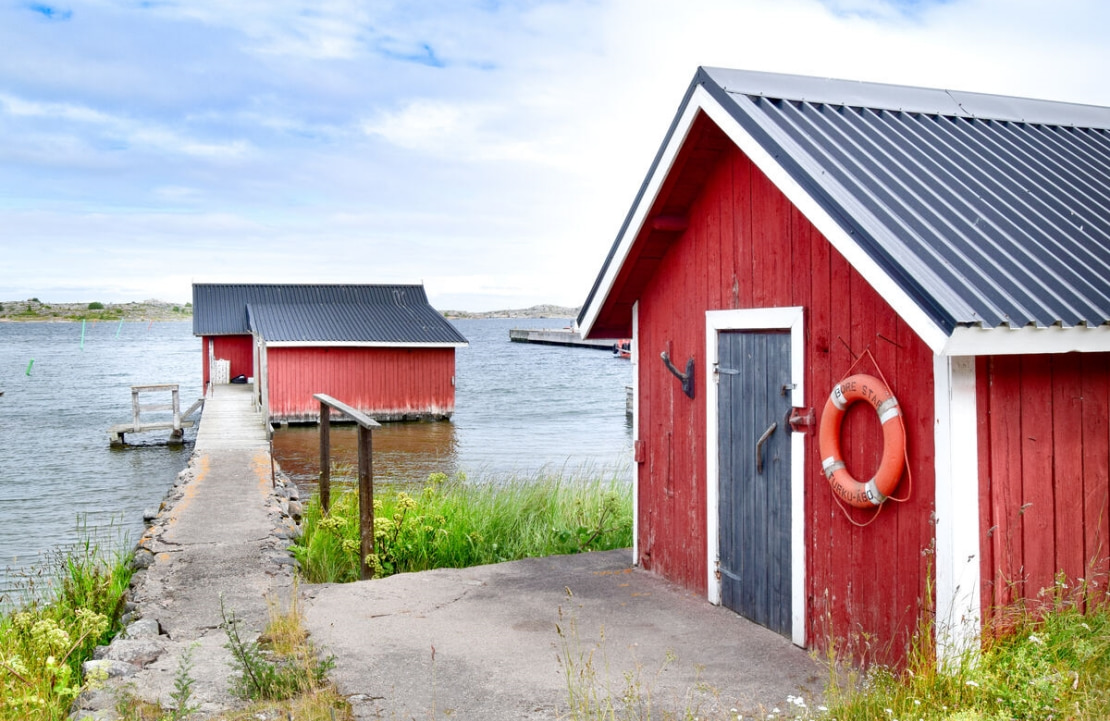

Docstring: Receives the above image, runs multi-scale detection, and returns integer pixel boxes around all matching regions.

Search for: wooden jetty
[509,327,618,350]
[109,384,204,446]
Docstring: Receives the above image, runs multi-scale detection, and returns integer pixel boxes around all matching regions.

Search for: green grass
[292,471,633,583]
[0,538,132,721]
[820,581,1110,721]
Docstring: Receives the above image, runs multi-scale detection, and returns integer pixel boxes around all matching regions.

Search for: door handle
[755,421,777,474]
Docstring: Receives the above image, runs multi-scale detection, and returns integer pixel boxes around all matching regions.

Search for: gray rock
[122,618,160,638]
[103,638,163,667]
[286,485,300,501]
[131,550,154,571]
[287,500,303,520]
[142,507,158,522]
[72,688,116,712]
[82,658,137,679]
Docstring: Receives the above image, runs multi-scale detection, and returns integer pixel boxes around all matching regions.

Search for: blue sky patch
[380,42,446,68]
[819,0,955,20]
[27,3,73,20]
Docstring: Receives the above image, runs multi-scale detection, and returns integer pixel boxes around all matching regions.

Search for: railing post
[319,399,331,513]
[357,424,375,580]
[131,387,141,432]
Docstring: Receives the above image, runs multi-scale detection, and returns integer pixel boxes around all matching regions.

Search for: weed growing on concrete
[167,644,199,720]
[555,590,739,720]
[293,470,633,583]
[0,536,130,721]
[220,594,335,702]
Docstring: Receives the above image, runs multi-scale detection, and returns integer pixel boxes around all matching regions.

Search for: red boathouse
[192,284,468,423]
[579,68,1110,665]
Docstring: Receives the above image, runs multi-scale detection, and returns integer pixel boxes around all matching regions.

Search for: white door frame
[705,307,806,648]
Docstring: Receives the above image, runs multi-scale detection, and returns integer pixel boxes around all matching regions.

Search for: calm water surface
[271,317,633,489]
[0,317,631,601]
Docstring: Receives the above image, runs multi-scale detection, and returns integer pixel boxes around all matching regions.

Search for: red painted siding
[635,133,936,665]
[203,335,255,385]
[979,354,1110,616]
[266,346,455,422]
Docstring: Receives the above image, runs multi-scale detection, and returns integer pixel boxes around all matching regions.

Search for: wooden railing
[314,393,381,580]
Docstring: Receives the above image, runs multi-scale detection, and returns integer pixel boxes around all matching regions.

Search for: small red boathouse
[579,68,1110,665]
[192,284,467,423]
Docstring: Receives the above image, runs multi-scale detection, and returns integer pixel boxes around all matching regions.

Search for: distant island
[0,299,579,323]
[441,304,579,320]
[0,299,192,322]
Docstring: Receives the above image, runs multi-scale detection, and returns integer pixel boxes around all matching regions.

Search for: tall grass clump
[0,537,132,721]
[822,578,1110,721]
[293,471,632,583]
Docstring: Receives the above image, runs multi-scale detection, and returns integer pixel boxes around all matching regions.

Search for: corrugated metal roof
[193,284,466,345]
[579,68,1110,338]
[246,302,467,344]
[700,67,1110,331]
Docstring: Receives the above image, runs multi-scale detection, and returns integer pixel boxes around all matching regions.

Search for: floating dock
[109,383,204,446]
[509,328,617,350]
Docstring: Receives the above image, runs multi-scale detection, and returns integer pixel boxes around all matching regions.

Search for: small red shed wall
[266,346,456,422]
[977,353,1110,617]
[636,140,937,663]
[203,335,255,387]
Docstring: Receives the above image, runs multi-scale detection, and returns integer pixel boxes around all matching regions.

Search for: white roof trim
[942,324,1110,356]
[578,84,951,353]
[262,340,467,349]
[583,80,1110,357]
[577,96,702,338]
[698,87,951,353]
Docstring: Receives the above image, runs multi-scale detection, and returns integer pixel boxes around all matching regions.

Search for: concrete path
[125,384,294,713]
[302,550,824,720]
[76,384,301,719]
[78,383,824,719]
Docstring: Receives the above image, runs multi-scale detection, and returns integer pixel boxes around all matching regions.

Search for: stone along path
[76,384,304,719]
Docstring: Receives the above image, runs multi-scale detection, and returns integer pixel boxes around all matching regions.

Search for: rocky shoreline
[70,455,304,720]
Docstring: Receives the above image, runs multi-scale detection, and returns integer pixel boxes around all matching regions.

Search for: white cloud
[2,0,1110,309]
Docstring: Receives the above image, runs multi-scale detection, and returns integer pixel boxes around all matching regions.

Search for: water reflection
[272,420,459,493]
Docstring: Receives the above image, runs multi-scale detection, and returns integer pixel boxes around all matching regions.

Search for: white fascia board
[943,324,1110,356]
[933,354,981,665]
[705,307,806,648]
[263,341,468,349]
[631,301,640,566]
[695,87,952,355]
[577,97,703,338]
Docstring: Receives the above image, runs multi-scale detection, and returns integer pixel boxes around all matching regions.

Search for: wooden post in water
[319,399,331,513]
[357,424,375,580]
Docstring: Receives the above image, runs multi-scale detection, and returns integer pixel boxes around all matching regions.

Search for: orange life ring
[818,374,905,508]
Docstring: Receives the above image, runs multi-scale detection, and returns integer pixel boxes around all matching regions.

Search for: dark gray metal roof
[193,284,466,345]
[703,67,1110,331]
[246,302,467,344]
[580,67,1110,335]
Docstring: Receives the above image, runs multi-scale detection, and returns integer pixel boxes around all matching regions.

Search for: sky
[1,0,1108,311]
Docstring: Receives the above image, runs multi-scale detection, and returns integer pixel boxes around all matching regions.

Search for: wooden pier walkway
[194,383,270,451]
[508,327,617,350]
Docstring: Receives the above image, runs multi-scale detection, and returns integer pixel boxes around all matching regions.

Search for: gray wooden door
[717,330,792,636]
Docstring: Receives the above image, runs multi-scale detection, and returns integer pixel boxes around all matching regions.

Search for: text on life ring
[818,374,905,509]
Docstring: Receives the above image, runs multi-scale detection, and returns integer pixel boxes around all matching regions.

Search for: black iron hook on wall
[660,351,695,399]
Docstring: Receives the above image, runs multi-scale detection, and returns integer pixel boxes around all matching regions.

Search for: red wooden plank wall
[979,353,1110,617]
[267,346,456,422]
[206,335,254,384]
[635,141,936,665]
